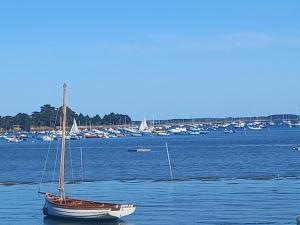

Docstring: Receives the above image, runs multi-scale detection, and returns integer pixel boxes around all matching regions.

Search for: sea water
[1,127,300,224]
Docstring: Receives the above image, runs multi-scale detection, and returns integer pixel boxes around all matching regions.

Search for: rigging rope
[38,139,52,193]
[68,139,75,185]
[68,138,75,196]
[50,138,60,193]
[38,108,59,193]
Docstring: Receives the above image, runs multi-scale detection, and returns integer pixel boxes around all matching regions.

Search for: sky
[0,1,300,120]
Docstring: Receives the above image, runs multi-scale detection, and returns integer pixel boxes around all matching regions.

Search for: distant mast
[152,115,155,130]
[58,83,67,200]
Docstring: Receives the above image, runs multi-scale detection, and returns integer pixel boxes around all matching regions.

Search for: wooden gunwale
[46,194,120,210]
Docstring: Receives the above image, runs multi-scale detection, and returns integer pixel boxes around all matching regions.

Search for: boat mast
[58,83,67,200]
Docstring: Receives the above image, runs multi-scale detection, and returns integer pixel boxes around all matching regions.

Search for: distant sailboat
[70,118,80,134]
[41,84,136,220]
[139,117,148,131]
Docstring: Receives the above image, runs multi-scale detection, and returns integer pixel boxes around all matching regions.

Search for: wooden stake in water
[80,147,84,182]
[165,142,173,180]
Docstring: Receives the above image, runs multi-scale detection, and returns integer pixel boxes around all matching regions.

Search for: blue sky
[0,1,300,120]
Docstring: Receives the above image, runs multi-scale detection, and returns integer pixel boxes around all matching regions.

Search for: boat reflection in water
[43,216,130,225]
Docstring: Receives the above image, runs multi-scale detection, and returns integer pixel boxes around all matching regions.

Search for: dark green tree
[84,115,90,127]
[102,113,131,125]
[14,113,31,131]
[31,111,43,127]
[77,113,85,126]
[40,104,57,127]
[0,103,131,130]
[57,106,78,127]
[1,116,14,131]
[91,114,102,125]
[31,104,58,128]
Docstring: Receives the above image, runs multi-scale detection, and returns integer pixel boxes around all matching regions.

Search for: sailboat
[69,118,81,140]
[70,118,80,134]
[139,117,148,132]
[41,84,136,220]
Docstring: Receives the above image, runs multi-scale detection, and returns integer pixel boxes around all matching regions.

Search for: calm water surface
[1,127,300,224]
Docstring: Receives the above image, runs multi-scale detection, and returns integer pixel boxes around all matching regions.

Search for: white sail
[70,118,79,134]
[139,117,148,131]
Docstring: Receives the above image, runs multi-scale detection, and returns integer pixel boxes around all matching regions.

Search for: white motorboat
[247,125,262,130]
[6,136,23,142]
[42,135,55,142]
[199,129,209,134]
[169,127,187,134]
[224,129,235,134]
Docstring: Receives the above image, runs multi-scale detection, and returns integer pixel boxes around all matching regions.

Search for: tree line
[0,104,132,131]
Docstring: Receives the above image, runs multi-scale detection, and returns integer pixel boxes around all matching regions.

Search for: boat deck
[46,193,120,210]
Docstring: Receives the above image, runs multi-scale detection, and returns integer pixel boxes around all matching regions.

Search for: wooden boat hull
[43,194,136,220]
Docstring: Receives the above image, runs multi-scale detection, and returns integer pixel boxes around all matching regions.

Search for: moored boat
[187,130,200,135]
[5,135,24,142]
[41,84,136,220]
[199,129,209,134]
[247,125,262,130]
[42,135,55,141]
[128,147,151,152]
[152,130,169,136]
[139,117,148,132]
[43,193,135,220]
[83,132,98,139]
[224,129,235,134]
[293,146,300,151]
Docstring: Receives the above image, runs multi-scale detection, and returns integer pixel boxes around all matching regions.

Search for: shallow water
[1,179,300,225]
[1,127,300,224]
